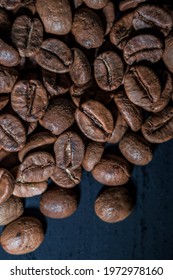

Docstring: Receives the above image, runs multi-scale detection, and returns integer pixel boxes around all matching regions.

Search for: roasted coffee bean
[18,131,57,162]
[163,32,173,73]
[0,94,9,110]
[83,0,108,9]
[119,132,153,165]
[0,39,20,67]
[92,155,131,186]
[133,5,172,36]
[54,131,85,170]
[13,181,48,198]
[95,187,134,223]
[70,48,91,86]
[36,39,73,73]
[17,152,55,183]
[36,0,72,35]
[0,66,18,94]
[94,51,124,91]
[0,114,26,152]
[0,168,14,204]
[11,15,43,57]
[26,121,37,135]
[0,0,21,10]
[114,91,143,132]
[108,111,128,144]
[51,166,82,188]
[82,141,104,171]
[142,106,173,143]
[75,100,114,142]
[124,65,161,112]
[110,12,134,50]
[103,1,115,36]
[0,195,23,225]
[119,0,148,11]
[1,216,44,255]
[40,186,78,218]
[72,8,104,49]
[11,80,48,122]
[42,69,71,97]
[124,34,163,65]
[40,98,75,136]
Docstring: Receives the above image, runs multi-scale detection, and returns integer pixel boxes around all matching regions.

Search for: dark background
[0,139,173,260]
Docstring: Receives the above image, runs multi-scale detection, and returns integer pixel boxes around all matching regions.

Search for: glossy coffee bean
[40,186,78,218]
[82,141,104,172]
[92,155,131,186]
[72,8,104,49]
[124,34,163,65]
[54,131,85,170]
[0,39,20,67]
[95,187,134,223]
[163,32,173,73]
[11,80,48,122]
[0,195,23,226]
[36,0,72,35]
[83,0,108,9]
[0,66,18,93]
[108,111,128,144]
[0,168,14,204]
[13,181,48,198]
[51,166,82,188]
[119,132,153,165]
[1,216,44,255]
[119,0,147,11]
[75,100,114,142]
[94,51,124,91]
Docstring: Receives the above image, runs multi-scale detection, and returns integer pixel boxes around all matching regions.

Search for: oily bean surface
[0,168,14,204]
[51,166,82,188]
[0,39,20,67]
[82,141,104,171]
[0,66,18,94]
[0,195,23,225]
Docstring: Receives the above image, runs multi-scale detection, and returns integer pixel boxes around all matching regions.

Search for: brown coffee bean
[108,111,128,144]
[40,186,78,218]
[142,106,173,143]
[94,51,124,91]
[40,98,75,136]
[0,114,26,152]
[114,91,143,132]
[133,5,172,36]
[26,121,38,135]
[72,8,104,49]
[36,0,72,35]
[92,155,131,186]
[17,152,55,183]
[0,94,9,110]
[75,100,114,142]
[0,195,23,225]
[0,39,20,67]
[1,216,44,255]
[124,34,163,65]
[11,80,48,122]
[13,181,48,198]
[110,12,134,50]
[83,0,108,9]
[35,39,73,73]
[11,15,43,57]
[82,141,104,171]
[0,66,18,94]
[51,166,82,188]
[119,132,153,165]
[103,1,115,36]
[95,187,134,223]
[119,0,148,11]
[163,32,173,73]
[0,0,21,10]
[54,131,85,170]
[124,65,161,112]
[70,48,91,86]
[0,168,14,204]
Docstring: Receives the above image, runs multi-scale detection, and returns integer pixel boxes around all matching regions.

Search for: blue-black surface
[0,139,173,260]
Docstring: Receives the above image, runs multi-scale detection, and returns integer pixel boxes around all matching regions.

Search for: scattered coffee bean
[0,195,23,225]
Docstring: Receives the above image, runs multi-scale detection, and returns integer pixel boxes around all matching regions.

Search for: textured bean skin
[119,0,147,11]
[119,132,153,165]
[108,111,128,144]
[0,195,23,225]
[0,39,20,67]
[0,168,14,204]
[51,166,82,188]
[95,187,134,223]
[1,216,44,255]
[13,181,48,198]
[83,0,108,9]
[36,0,72,35]
[0,66,18,94]
[103,1,115,35]
[40,187,78,218]
[82,141,104,171]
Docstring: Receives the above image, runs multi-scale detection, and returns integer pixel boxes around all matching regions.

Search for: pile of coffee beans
[0,0,173,255]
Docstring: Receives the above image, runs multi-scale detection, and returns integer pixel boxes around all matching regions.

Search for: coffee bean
[0,114,26,152]
[0,39,20,67]
[40,186,78,218]
[0,66,18,93]
[1,216,44,255]
[0,168,14,204]
[40,98,75,136]
[119,132,153,165]
[54,131,85,170]
[72,8,104,49]
[36,39,73,73]
[26,121,37,135]
[51,166,82,188]
[119,0,148,12]
[133,4,172,36]
[13,181,48,198]
[163,32,173,73]
[0,0,21,10]
[75,100,114,142]
[102,1,115,36]
[123,34,163,65]
[114,91,143,132]
[11,80,48,122]
[36,0,72,35]
[82,141,104,171]
[142,106,173,143]
[94,187,134,223]
[11,15,43,57]
[92,155,131,186]
[17,151,55,183]
[0,195,23,226]
[108,111,128,144]
[83,0,108,9]
[94,51,124,91]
